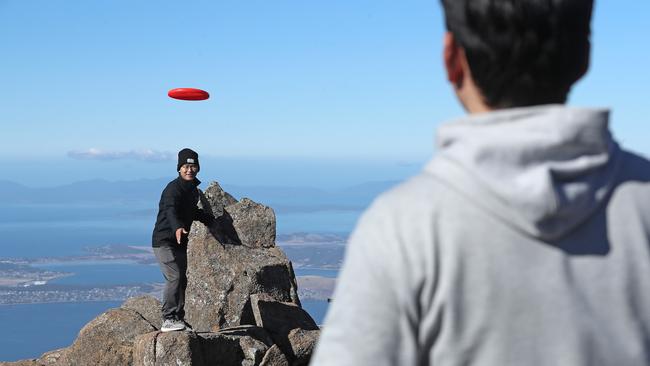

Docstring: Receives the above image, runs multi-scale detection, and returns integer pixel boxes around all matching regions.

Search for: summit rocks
[185,182,301,332]
[3,182,320,366]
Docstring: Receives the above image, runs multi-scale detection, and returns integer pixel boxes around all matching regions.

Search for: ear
[443,32,464,89]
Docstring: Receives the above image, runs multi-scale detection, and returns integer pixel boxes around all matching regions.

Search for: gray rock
[0,347,69,366]
[287,328,320,366]
[215,324,274,346]
[134,329,270,366]
[122,295,163,329]
[259,344,290,366]
[61,308,156,366]
[134,331,203,366]
[0,361,40,366]
[199,181,238,218]
[133,332,158,366]
[227,198,276,248]
[250,293,319,362]
[202,330,270,366]
[38,348,68,365]
[250,293,318,334]
[185,213,300,332]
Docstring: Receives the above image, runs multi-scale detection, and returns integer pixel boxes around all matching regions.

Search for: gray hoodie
[311,105,650,366]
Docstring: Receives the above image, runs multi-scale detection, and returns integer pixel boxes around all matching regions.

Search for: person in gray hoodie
[311,1,650,365]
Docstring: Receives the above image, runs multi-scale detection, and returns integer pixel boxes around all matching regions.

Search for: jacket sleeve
[162,185,184,231]
[310,198,419,366]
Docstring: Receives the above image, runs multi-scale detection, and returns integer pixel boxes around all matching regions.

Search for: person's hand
[176,228,188,244]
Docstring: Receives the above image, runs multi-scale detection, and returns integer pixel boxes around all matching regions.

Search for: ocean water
[294,268,339,278]
[0,261,337,362]
[33,261,163,285]
[32,262,339,285]
[0,301,122,361]
[0,203,359,258]
[276,210,360,234]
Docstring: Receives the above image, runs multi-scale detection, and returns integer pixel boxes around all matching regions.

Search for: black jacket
[152,177,214,248]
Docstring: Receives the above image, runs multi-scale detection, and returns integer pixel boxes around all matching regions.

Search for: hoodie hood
[426,105,622,241]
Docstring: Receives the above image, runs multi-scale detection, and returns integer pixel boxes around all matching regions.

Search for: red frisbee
[168,88,210,101]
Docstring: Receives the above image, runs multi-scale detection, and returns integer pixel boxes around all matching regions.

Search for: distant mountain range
[0,178,400,210]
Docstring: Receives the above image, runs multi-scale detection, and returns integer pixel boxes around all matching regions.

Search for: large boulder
[259,345,290,366]
[250,293,319,364]
[133,326,272,366]
[134,331,200,366]
[0,346,68,365]
[38,348,68,365]
[122,295,163,330]
[199,181,238,218]
[227,198,276,248]
[0,361,40,366]
[250,293,318,333]
[185,183,301,332]
[59,307,157,365]
[287,328,320,366]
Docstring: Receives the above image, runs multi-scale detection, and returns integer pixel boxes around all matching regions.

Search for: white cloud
[67,148,174,162]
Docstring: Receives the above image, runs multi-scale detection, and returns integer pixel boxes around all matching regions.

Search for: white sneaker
[161,318,186,332]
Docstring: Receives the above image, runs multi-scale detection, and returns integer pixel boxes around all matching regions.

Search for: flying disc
[168,88,210,101]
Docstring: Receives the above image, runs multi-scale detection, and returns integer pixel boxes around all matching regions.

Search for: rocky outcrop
[122,295,163,330]
[199,181,238,218]
[227,198,276,248]
[185,183,301,332]
[0,360,40,366]
[286,329,320,366]
[37,349,67,365]
[133,326,272,366]
[61,308,157,365]
[5,181,320,366]
[260,345,290,366]
[250,294,319,365]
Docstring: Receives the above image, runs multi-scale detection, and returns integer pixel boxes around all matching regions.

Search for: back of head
[441,0,593,108]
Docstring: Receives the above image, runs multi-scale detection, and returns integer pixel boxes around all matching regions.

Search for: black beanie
[177,148,200,171]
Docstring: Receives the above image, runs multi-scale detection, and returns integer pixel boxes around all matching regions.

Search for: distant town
[0,284,160,305]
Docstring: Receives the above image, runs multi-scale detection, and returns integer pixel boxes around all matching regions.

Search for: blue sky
[0,0,648,187]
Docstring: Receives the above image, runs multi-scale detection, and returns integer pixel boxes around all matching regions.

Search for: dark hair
[441,0,593,108]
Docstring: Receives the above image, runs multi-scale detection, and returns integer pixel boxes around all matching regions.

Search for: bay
[0,204,357,258]
[294,268,339,278]
[0,301,121,362]
[33,261,162,286]
[0,298,330,362]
